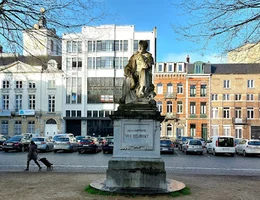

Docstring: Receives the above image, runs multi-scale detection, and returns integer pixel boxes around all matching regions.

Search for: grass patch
[169,187,191,197]
[85,185,116,196]
[85,185,191,198]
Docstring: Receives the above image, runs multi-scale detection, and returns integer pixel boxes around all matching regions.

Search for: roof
[211,63,260,74]
[0,55,62,69]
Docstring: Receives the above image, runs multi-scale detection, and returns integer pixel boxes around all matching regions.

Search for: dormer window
[194,61,204,74]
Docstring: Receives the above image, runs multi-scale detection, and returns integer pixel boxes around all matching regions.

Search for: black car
[160,139,174,154]
[2,135,31,152]
[102,137,114,154]
[0,135,10,150]
[78,138,102,153]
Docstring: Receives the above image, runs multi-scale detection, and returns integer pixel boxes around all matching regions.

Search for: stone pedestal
[105,104,167,193]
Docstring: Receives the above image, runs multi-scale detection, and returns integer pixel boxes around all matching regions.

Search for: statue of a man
[120,40,155,104]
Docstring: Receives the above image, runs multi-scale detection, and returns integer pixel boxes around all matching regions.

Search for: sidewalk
[0,172,259,200]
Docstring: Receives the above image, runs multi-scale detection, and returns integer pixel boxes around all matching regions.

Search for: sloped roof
[211,63,260,74]
[0,55,62,69]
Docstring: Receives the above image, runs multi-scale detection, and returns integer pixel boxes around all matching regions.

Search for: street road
[0,149,259,176]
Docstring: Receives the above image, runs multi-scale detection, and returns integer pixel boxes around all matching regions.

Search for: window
[15,95,22,112]
[29,95,35,110]
[66,77,82,104]
[200,102,206,114]
[246,94,254,101]
[190,102,196,114]
[158,64,163,72]
[223,125,231,136]
[87,41,96,52]
[166,124,173,136]
[223,94,230,101]
[67,57,82,71]
[50,40,54,52]
[166,101,172,113]
[224,80,230,89]
[2,95,9,110]
[67,41,82,53]
[14,121,22,135]
[157,83,163,94]
[16,81,22,88]
[235,127,242,138]
[235,107,241,118]
[247,80,254,88]
[48,80,56,88]
[157,101,162,112]
[167,83,173,95]
[235,94,242,101]
[177,83,183,94]
[177,101,183,114]
[168,64,173,72]
[28,82,36,88]
[178,63,183,72]
[123,40,128,51]
[223,107,230,118]
[194,61,203,74]
[211,94,218,101]
[27,121,35,133]
[200,85,207,97]
[1,121,8,135]
[190,124,196,137]
[190,85,196,97]
[212,107,218,119]
[2,80,10,89]
[48,95,55,112]
[247,107,254,119]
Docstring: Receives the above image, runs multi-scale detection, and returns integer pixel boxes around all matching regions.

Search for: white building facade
[0,14,63,137]
[62,25,156,137]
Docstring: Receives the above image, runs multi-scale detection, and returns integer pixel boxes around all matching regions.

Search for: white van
[206,136,235,157]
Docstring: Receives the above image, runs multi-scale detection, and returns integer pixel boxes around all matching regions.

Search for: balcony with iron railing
[232,118,247,125]
[165,113,179,120]
[164,92,177,99]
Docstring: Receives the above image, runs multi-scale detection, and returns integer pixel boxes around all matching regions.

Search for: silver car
[32,137,54,152]
[54,136,78,153]
[182,139,204,155]
[235,139,260,156]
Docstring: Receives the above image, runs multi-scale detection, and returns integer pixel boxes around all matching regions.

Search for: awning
[0,110,11,116]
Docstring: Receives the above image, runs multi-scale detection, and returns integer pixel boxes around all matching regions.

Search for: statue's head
[138,40,148,53]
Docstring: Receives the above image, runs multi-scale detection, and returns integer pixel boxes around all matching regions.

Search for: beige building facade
[228,43,260,63]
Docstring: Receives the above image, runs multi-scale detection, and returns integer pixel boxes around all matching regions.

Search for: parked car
[0,135,10,150]
[75,136,86,143]
[177,136,194,151]
[54,136,78,153]
[206,136,235,157]
[234,138,244,146]
[78,138,102,153]
[235,139,260,156]
[182,139,204,155]
[31,137,54,152]
[97,137,106,145]
[53,133,75,142]
[102,137,114,154]
[193,137,206,148]
[2,135,31,152]
[160,139,174,154]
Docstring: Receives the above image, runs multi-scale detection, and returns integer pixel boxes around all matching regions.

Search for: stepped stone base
[105,160,167,193]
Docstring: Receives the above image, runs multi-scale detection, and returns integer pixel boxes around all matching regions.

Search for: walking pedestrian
[24,141,42,171]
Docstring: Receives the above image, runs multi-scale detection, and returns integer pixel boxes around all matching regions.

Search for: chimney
[186,55,190,63]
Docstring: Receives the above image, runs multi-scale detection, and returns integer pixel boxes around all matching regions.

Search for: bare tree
[0,0,107,54]
[171,0,260,54]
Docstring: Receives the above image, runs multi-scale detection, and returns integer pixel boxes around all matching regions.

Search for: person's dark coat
[27,143,38,160]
